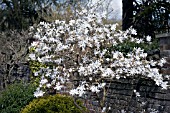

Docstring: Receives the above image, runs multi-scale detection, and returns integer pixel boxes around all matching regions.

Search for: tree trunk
[122,0,134,30]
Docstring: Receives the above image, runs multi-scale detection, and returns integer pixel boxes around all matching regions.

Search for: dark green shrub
[0,82,36,113]
[21,94,87,113]
[112,38,159,55]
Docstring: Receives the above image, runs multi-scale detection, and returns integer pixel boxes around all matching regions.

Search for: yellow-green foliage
[29,61,46,73]
[29,60,46,86]
[21,94,87,113]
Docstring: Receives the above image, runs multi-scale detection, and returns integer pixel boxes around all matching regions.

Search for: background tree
[122,0,133,30]
[123,0,170,38]
[0,0,59,31]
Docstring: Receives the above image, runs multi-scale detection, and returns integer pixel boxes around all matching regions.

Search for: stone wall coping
[156,33,170,38]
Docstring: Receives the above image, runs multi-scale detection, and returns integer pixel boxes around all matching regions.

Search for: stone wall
[84,34,170,113]
[99,33,170,113]
[82,77,170,113]
[158,33,170,75]
[104,78,170,113]
[0,63,31,90]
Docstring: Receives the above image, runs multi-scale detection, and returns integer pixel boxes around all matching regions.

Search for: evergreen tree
[0,0,58,31]
[123,0,170,37]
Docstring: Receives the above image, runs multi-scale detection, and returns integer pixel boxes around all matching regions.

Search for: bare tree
[0,30,31,89]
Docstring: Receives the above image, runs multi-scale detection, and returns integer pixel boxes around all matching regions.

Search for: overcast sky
[88,0,122,20]
[0,0,122,19]
[112,0,122,19]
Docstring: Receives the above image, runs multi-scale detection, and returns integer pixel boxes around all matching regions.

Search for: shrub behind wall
[0,82,36,113]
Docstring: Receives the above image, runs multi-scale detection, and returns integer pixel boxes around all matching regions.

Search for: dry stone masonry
[99,33,170,113]
[87,33,170,113]
[158,33,170,75]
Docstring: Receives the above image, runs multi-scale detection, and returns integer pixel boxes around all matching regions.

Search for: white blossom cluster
[28,9,169,98]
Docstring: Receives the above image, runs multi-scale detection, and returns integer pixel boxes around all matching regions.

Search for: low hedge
[21,94,87,113]
[0,82,36,113]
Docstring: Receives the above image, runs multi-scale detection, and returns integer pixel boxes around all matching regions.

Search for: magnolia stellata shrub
[28,9,169,98]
